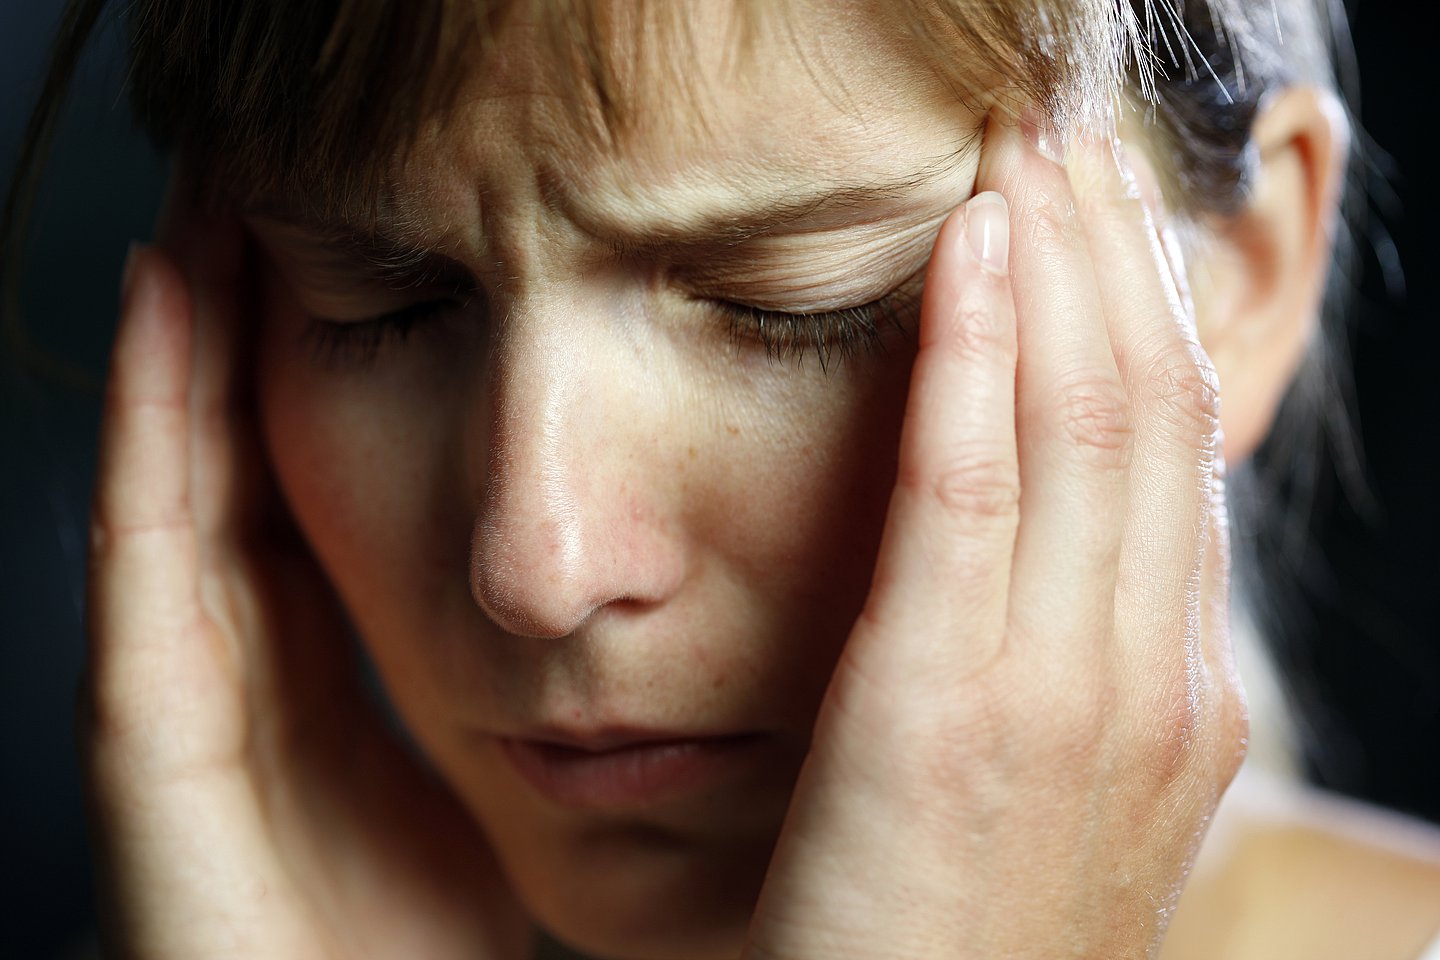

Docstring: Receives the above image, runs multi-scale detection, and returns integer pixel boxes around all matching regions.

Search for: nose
[467,290,685,638]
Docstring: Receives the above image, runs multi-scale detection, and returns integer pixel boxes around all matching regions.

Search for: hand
[82,189,530,959]
[742,112,1248,960]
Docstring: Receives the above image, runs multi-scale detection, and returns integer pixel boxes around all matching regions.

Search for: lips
[499,730,770,809]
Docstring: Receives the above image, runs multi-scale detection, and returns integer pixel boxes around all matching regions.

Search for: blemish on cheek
[725,424,740,437]
[687,445,697,460]
[626,490,652,526]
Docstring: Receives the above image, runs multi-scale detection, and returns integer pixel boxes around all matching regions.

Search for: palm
[85,228,528,959]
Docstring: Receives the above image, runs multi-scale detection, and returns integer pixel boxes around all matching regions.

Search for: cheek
[254,303,468,645]
[255,282,915,731]
[684,345,915,718]
[711,364,908,588]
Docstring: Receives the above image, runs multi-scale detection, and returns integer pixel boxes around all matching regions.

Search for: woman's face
[252,5,982,957]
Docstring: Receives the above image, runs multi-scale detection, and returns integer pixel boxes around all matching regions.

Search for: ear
[1190,86,1351,463]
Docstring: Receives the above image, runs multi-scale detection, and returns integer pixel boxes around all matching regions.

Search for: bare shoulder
[1163,771,1440,960]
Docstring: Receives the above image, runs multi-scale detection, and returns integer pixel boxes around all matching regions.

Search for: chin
[440,728,804,960]
[500,814,779,960]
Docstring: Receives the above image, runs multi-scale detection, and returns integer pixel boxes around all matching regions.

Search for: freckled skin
[253,6,981,959]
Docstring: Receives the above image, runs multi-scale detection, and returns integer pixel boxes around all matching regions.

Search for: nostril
[467,504,686,640]
[467,376,687,639]
[468,516,606,639]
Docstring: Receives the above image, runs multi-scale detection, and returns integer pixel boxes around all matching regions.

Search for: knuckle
[1024,186,1082,250]
[1143,685,1206,791]
[1140,342,1221,443]
[944,299,1016,367]
[1211,675,1251,785]
[920,448,1022,521]
[1117,655,1208,794]
[1133,646,1259,796]
[81,681,146,768]
[1051,376,1134,465]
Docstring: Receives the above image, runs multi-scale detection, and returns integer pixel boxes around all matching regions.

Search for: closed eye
[711,271,925,372]
[302,296,471,369]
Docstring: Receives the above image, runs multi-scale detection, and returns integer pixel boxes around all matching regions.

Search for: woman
[10,0,1440,957]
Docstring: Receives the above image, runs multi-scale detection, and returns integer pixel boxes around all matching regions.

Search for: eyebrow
[242,207,472,291]
[552,147,975,256]
[244,143,975,268]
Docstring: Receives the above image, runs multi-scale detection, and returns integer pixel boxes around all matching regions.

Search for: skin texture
[80,3,1380,960]
[254,11,984,957]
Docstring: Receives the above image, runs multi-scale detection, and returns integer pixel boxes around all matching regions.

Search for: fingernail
[966,192,1009,273]
[120,242,145,304]
[1019,107,1065,163]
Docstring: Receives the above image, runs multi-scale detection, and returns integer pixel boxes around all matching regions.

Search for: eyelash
[716,288,920,372]
[302,283,922,371]
[302,299,460,369]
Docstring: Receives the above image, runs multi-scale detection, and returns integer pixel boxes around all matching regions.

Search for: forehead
[389,1,984,239]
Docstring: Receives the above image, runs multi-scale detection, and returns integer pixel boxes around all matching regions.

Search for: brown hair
[3,0,1352,379]
[4,0,1344,244]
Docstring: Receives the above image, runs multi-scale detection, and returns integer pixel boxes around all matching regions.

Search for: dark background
[3,2,1437,956]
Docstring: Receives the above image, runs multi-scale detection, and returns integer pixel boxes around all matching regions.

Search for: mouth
[499,730,772,810]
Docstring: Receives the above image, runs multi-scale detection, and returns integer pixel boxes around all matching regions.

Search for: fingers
[86,260,317,950]
[972,114,1133,660]
[1199,447,1249,787]
[155,187,362,729]
[1015,123,1239,796]
[92,247,193,546]
[854,191,1019,686]
[793,194,1024,941]
[755,116,1238,960]
[87,246,242,767]
[1063,134,1224,683]
[155,186,269,550]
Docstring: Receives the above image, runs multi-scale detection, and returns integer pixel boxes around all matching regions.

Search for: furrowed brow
[552,148,974,256]
[241,204,459,287]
